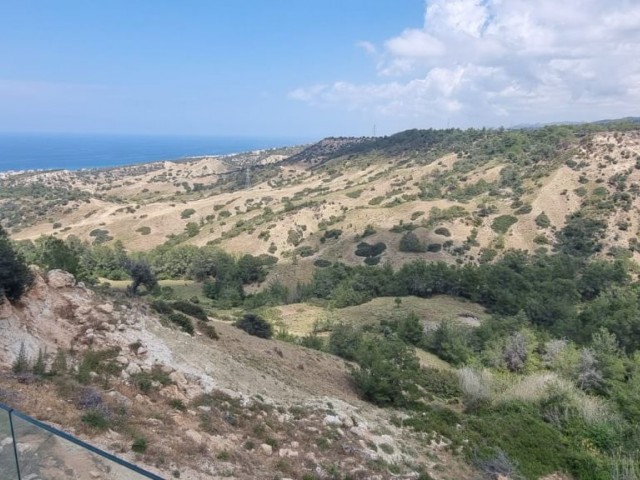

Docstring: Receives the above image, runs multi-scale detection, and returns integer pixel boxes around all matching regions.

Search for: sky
[1,0,639,137]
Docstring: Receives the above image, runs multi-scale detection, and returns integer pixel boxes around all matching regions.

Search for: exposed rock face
[46,269,76,289]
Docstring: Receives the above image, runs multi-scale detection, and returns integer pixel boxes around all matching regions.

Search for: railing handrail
[0,401,165,479]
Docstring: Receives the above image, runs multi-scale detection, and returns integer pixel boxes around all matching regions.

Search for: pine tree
[33,348,47,376]
[50,349,68,376]
[12,342,30,374]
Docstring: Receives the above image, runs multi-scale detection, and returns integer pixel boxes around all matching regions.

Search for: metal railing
[0,402,164,479]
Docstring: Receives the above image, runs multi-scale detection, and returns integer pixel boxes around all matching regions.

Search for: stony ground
[0,270,473,479]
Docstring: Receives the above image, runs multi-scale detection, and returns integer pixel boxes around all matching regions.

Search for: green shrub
[361,224,376,237]
[320,229,342,243]
[355,242,387,258]
[399,232,425,252]
[368,196,384,206]
[81,409,110,430]
[434,227,451,237]
[136,226,151,235]
[352,336,421,407]
[514,204,532,215]
[168,312,194,334]
[180,208,196,219]
[313,259,332,268]
[235,313,273,339]
[426,243,442,253]
[345,189,363,199]
[364,256,381,266]
[297,245,316,257]
[491,215,518,234]
[171,300,208,321]
[131,437,148,453]
[200,322,219,340]
[328,324,363,361]
[535,212,551,228]
[151,299,173,315]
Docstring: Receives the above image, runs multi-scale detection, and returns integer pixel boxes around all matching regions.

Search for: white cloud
[291,0,640,128]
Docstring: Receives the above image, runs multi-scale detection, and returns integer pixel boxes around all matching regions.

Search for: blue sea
[0,133,309,172]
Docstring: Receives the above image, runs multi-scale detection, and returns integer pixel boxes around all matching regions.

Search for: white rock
[278,448,299,458]
[125,363,141,375]
[260,443,273,455]
[97,303,113,314]
[185,429,203,444]
[324,414,342,426]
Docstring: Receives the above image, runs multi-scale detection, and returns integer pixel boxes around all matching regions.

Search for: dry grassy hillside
[4,126,640,281]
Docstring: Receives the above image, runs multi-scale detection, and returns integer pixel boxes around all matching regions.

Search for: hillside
[0,268,471,479]
[4,123,640,285]
[4,122,640,479]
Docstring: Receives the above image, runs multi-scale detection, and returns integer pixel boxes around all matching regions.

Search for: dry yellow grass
[275,295,487,337]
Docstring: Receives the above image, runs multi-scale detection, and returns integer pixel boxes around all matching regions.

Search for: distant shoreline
[0,133,312,173]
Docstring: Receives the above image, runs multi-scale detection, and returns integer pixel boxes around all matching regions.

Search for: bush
[426,243,442,253]
[355,241,387,258]
[364,256,381,266]
[168,312,194,335]
[180,208,196,219]
[200,322,219,340]
[352,336,421,407]
[328,324,363,361]
[320,229,342,243]
[171,300,208,321]
[81,409,110,430]
[136,226,151,235]
[434,227,451,237]
[535,212,551,228]
[131,437,148,453]
[491,215,518,234]
[151,299,173,315]
[361,224,376,237]
[399,232,425,252]
[313,259,332,268]
[235,313,273,339]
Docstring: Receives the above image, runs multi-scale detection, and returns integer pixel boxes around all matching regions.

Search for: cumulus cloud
[290,0,640,127]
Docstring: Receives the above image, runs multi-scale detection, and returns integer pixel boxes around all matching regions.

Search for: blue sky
[1,1,639,137]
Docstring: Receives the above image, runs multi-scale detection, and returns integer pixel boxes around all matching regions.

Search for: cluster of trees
[301,252,635,350]
[13,235,279,303]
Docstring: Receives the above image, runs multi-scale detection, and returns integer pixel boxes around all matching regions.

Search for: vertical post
[8,409,22,480]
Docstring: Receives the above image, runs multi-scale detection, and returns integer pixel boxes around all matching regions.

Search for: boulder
[46,270,76,289]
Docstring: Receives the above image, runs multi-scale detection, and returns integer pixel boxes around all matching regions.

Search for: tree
[235,313,273,339]
[185,222,200,238]
[0,226,33,302]
[125,260,157,295]
[399,231,425,253]
[397,312,424,345]
[426,320,471,365]
[36,236,80,274]
[12,342,30,374]
[352,336,421,407]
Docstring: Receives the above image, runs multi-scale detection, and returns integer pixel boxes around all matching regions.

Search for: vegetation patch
[491,215,518,234]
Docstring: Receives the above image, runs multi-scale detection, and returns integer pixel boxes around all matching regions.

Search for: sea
[0,133,309,173]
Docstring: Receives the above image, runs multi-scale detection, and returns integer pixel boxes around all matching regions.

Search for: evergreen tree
[12,342,30,374]
[33,348,47,376]
[0,226,33,302]
[50,349,68,376]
